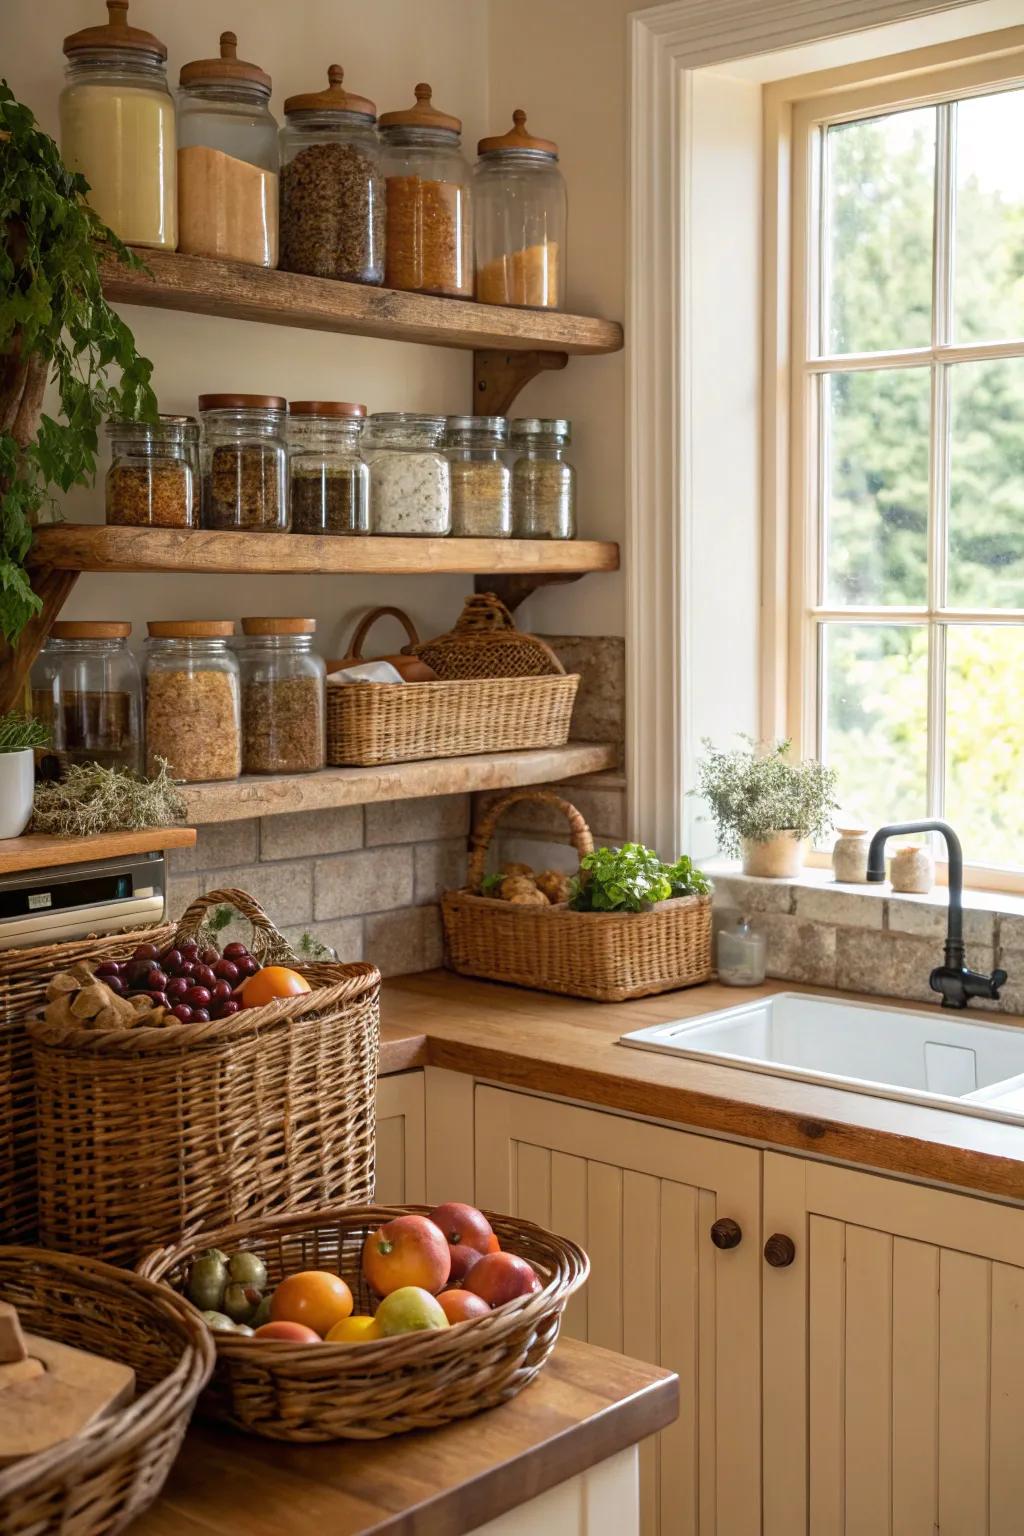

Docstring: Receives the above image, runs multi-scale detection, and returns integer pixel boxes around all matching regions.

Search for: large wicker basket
[29,889,380,1265]
[137,1202,588,1441]
[0,921,174,1244]
[0,1246,214,1536]
[442,790,713,1002]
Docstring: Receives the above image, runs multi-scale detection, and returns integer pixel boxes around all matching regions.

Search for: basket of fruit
[442,790,713,1001]
[28,889,380,1266]
[0,1245,213,1536]
[137,1199,588,1441]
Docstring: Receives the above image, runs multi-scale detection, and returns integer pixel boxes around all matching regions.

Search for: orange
[271,1270,353,1337]
[326,1315,381,1343]
[239,965,312,1007]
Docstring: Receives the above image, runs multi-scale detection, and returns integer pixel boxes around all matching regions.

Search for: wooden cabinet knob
[764,1233,796,1268]
[709,1217,742,1250]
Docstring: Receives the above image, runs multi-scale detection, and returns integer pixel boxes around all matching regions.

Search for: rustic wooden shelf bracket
[0,563,79,713]
[474,570,585,613]
[472,349,569,415]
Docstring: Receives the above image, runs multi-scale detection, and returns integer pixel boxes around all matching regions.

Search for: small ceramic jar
[832,827,870,883]
[890,845,934,894]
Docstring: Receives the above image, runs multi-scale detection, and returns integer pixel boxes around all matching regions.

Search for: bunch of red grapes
[95,940,261,1024]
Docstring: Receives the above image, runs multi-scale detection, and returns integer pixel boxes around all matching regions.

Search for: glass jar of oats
[444,416,511,537]
[199,394,288,531]
[364,413,450,536]
[379,84,473,297]
[510,417,576,539]
[238,617,325,775]
[144,620,240,782]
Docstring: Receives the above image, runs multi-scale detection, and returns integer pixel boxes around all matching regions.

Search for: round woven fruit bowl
[137,1203,589,1441]
[0,1247,214,1536]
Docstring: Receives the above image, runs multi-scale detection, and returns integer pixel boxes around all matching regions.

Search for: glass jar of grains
[105,417,198,527]
[378,84,473,298]
[474,110,566,309]
[238,617,325,775]
[364,414,450,536]
[444,416,511,537]
[279,65,384,285]
[31,621,143,774]
[199,394,288,531]
[144,620,241,782]
[510,418,576,539]
[60,0,176,249]
[288,401,368,535]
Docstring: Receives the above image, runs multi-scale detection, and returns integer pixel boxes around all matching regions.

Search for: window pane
[820,624,928,829]
[824,367,929,605]
[825,108,935,356]
[946,625,1024,868]
[954,88,1024,343]
[948,357,1024,608]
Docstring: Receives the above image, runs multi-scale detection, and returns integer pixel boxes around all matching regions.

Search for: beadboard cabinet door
[763,1151,1024,1536]
[374,1070,426,1205]
[474,1086,761,1536]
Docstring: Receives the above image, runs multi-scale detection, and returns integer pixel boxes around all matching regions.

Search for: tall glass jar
[279,65,384,284]
[445,416,511,537]
[474,110,566,309]
[144,621,240,782]
[198,394,288,531]
[364,414,450,536]
[288,401,368,535]
[105,417,198,527]
[31,621,143,774]
[177,32,278,268]
[510,418,576,539]
[238,618,325,774]
[379,84,472,297]
[60,0,176,249]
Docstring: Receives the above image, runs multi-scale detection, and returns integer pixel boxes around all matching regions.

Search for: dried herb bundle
[32,759,186,837]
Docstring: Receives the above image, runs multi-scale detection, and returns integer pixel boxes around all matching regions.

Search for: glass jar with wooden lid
[198,394,288,532]
[474,110,566,309]
[143,620,240,782]
[237,618,326,775]
[378,84,473,297]
[31,621,143,774]
[105,417,198,528]
[279,65,384,285]
[287,402,368,535]
[60,0,176,249]
[177,31,279,268]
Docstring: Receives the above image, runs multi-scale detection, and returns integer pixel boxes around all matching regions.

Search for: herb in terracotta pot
[695,736,838,878]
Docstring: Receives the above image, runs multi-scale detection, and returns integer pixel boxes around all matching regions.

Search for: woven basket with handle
[137,1202,588,1441]
[0,1246,214,1536]
[29,889,380,1266]
[442,790,713,1002]
[412,593,566,679]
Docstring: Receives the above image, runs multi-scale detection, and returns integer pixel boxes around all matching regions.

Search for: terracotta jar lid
[284,65,375,120]
[64,0,167,60]
[379,83,461,135]
[477,109,557,158]
[288,401,366,418]
[50,621,131,640]
[197,393,286,412]
[240,617,317,635]
[179,31,271,94]
[147,620,235,639]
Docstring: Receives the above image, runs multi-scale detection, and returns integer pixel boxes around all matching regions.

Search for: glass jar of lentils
[144,620,241,782]
[199,393,288,531]
[238,617,325,774]
[279,64,384,285]
[445,416,511,537]
[106,416,198,527]
[510,417,576,539]
[364,413,450,536]
[288,400,368,535]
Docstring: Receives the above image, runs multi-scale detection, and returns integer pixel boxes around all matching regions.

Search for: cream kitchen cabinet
[374,1070,426,1205]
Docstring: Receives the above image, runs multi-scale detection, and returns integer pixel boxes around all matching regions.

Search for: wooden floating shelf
[103,249,624,356]
[0,826,196,877]
[180,743,618,825]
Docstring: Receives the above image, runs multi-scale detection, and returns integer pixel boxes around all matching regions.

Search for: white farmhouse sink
[620,992,1024,1123]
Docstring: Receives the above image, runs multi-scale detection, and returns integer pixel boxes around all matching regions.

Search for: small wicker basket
[0,1246,214,1536]
[412,592,565,679]
[137,1202,588,1441]
[442,790,713,1002]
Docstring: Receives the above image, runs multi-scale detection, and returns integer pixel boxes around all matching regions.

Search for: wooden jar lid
[240,617,316,635]
[50,621,131,640]
[379,83,461,135]
[197,394,286,412]
[288,401,366,418]
[284,65,375,120]
[64,0,167,60]
[147,620,235,639]
[478,109,557,157]
[179,32,271,93]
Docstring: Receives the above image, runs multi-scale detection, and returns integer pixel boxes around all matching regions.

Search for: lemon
[326,1314,381,1343]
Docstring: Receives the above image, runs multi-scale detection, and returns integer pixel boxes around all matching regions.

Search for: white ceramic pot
[0,749,35,839]
[741,830,803,879]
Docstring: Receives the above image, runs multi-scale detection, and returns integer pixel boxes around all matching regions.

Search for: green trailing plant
[695,735,838,857]
[0,708,49,752]
[31,758,185,837]
[297,930,337,962]
[568,843,710,913]
[0,79,156,645]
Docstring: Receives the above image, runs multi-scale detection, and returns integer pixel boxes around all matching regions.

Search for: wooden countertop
[378,973,1024,1203]
[0,827,196,875]
[132,1338,677,1536]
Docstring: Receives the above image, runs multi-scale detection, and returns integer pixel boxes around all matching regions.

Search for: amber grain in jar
[379,84,472,298]
[199,393,288,531]
[238,617,325,774]
[144,620,240,782]
[475,110,566,309]
[106,417,198,527]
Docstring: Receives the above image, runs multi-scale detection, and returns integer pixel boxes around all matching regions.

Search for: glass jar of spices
[144,620,240,782]
[364,414,450,536]
[279,65,384,285]
[445,416,511,537]
[474,110,566,309]
[238,617,325,775]
[510,418,576,539]
[288,401,368,535]
[31,621,143,774]
[379,84,473,298]
[199,394,288,531]
[105,417,198,527]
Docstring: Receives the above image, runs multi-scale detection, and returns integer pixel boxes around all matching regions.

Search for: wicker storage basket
[442,790,713,1002]
[137,1202,588,1441]
[0,1245,213,1536]
[29,889,380,1265]
[0,921,174,1245]
[412,592,565,679]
